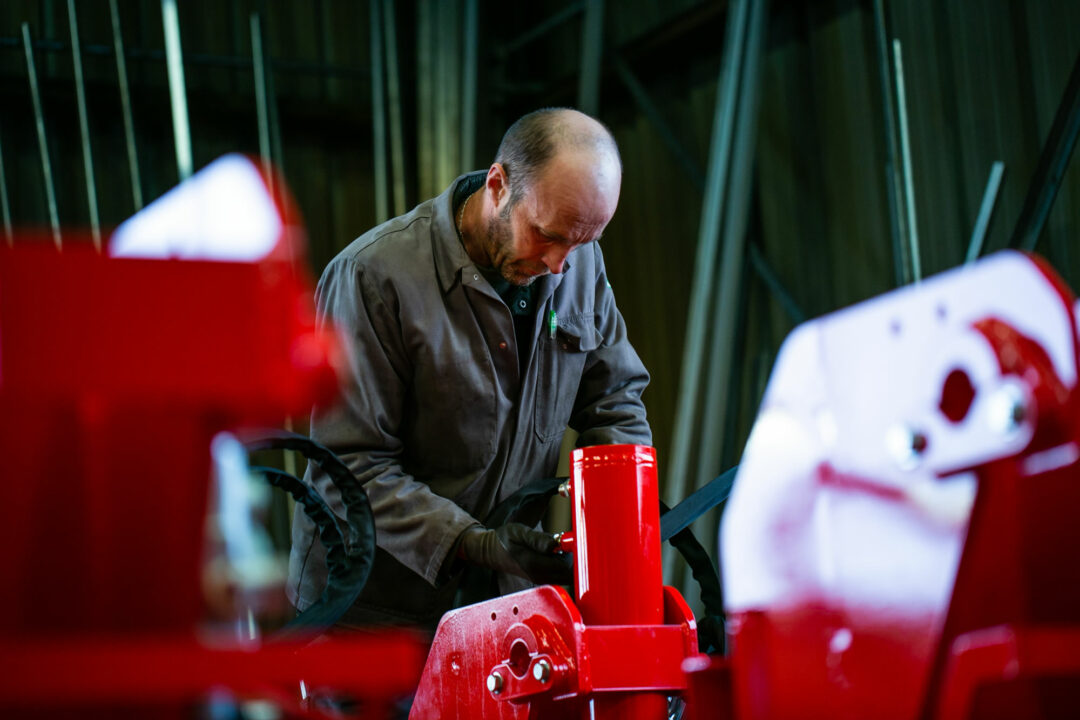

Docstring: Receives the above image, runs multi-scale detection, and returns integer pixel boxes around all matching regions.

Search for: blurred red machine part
[703,250,1080,720]
[0,156,422,717]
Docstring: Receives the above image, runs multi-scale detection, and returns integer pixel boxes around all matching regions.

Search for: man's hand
[457,522,573,586]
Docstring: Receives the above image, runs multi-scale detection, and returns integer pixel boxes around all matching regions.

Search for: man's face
[484,152,621,287]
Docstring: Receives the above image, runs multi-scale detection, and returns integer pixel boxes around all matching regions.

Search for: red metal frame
[715,251,1080,720]
[0,157,422,716]
[410,445,698,719]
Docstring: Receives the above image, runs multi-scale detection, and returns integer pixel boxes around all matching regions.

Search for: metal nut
[532,659,552,683]
[486,671,504,694]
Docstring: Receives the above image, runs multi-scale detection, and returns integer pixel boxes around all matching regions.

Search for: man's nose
[542,247,571,274]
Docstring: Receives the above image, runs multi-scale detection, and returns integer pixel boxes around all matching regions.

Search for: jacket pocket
[533,319,601,442]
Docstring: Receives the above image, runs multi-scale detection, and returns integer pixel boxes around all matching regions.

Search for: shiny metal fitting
[558,480,571,498]
[532,659,552,683]
[486,671,504,694]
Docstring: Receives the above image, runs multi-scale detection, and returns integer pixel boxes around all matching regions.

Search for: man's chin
[505,269,544,286]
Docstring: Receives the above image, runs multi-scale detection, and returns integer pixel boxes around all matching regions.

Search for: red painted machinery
[411,444,698,719]
[0,156,424,718]
[688,250,1080,719]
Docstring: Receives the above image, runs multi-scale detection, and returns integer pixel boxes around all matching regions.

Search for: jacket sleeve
[308,255,478,586]
[570,243,653,447]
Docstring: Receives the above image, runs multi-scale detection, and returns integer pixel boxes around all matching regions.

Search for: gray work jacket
[288,172,652,628]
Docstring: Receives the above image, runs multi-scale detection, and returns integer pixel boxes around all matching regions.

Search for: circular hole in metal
[508,638,531,677]
[940,367,976,423]
[513,606,519,615]
[490,612,497,621]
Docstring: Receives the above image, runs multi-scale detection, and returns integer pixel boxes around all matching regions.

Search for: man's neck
[457,189,490,268]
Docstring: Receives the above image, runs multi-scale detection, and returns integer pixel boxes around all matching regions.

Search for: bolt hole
[508,639,531,677]
[940,367,976,424]
[490,612,497,621]
[512,606,519,615]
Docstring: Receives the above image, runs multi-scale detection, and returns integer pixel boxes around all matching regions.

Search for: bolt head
[486,671,504,694]
[532,659,552,683]
[886,424,928,470]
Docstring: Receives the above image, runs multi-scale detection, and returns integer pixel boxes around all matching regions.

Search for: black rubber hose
[239,429,376,639]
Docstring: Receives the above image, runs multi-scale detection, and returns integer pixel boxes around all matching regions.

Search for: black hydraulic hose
[238,429,376,640]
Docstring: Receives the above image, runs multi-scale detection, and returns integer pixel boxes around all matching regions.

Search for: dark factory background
[2,0,1079,604]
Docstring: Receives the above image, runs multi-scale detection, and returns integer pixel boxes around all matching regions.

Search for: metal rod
[966,161,1005,265]
[872,0,910,287]
[496,2,584,58]
[611,51,804,325]
[577,0,605,116]
[67,0,101,250]
[893,38,921,283]
[23,23,61,249]
[416,0,434,198]
[748,243,804,324]
[258,0,286,183]
[0,133,12,246]
[1010,47,1080,252]
[663,0,751,552]
[461,0,478,170]
[695,0,767,540]
[0,35,371,78]
[250,12,273,194]
[611,54,706,188]
[382,0,407,214]
[370,0,389,224]
[433,0,459,190]
[162,0,193,181]
[110,0,143,211]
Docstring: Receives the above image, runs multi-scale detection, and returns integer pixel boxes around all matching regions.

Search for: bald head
[494,108,621,208]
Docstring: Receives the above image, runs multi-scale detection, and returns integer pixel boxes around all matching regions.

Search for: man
[288,108,652,630]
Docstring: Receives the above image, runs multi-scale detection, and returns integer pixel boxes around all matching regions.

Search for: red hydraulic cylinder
[571,444,667,720]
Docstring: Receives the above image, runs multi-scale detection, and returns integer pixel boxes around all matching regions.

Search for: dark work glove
[457,522,573,586]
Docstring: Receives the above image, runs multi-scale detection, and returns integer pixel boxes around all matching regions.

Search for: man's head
[472,108,622,286]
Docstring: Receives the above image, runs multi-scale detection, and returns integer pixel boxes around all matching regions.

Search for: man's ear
[486,163,510,209]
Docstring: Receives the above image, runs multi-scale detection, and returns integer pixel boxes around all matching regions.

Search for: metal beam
[892,39,921,283]
[1010,47,1080,252]
[695,0,767,539]
[748,243,804,324]
[611,54,706,188]
[370,0,389,224]
[161,0,193,181]
[496,2,584,59]
[67,0,101,250]
[612,51,803,325]
[383,0,407,215]
[250,13,273,194]
[461,0,479,170]
[110,0,143,211]
[577,0,604,115]
[872,0,910,287]
[0,35,371,79]
[663,0,752,531]
[966,161,1005,265]
[22,22,61,249]
[0,132,11,246]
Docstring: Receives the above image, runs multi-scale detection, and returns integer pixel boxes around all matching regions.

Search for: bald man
[289,108,652,630]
